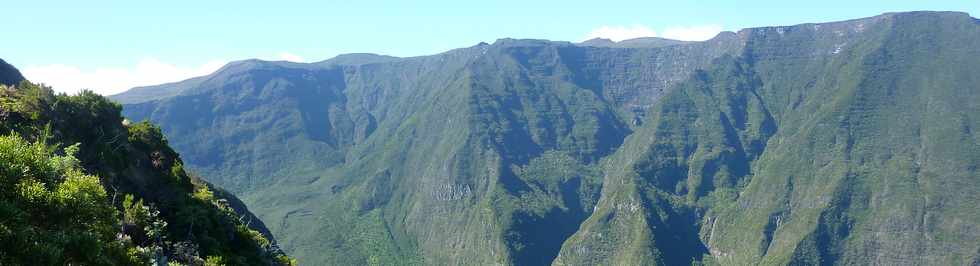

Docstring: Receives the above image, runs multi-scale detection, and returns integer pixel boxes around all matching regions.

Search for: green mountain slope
[113,11,980,265]
[557,11,980,265]
[0,63,295,265]
[116,35,741,265]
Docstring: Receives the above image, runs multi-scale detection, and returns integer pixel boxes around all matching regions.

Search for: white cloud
[584,24,723,42]
[277,52,305,62]
[21,58,227,96]
[661,25,724,41]
[584,25,658,42]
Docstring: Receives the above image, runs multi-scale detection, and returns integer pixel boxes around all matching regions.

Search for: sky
[2,0,978,95]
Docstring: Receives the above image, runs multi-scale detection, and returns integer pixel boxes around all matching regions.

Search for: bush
[0,134,120,265]
[1,81,295,265]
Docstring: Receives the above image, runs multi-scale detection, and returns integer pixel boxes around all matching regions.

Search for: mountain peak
[0,58,26,86]
[216,58,312,73]
[578,36,714,49]
[579,37,615,46]
[315,53,401,66]
[492,38,573,47]
[881,10,972,18]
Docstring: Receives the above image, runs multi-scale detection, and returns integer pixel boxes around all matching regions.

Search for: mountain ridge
[113,11,972,106]
[114,11,980,265]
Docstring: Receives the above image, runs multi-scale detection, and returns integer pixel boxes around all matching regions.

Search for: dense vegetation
[0,80,295,265]
[115,11,980,265]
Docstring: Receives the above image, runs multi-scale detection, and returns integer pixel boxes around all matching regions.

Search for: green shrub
[0,134,119,265]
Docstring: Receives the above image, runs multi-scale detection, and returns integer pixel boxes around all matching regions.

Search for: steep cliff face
[114,11,980,265]
[557,11,980,265]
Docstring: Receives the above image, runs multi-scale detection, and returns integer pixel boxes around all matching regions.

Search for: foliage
[0,78,294,265]
[0,134,137,265]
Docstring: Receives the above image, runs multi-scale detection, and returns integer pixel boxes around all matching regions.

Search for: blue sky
[3,0,977,94]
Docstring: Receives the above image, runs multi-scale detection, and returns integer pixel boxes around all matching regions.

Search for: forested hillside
[0,69,295,265]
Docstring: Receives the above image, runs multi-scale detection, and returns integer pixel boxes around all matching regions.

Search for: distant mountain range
[112,11,980,265]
